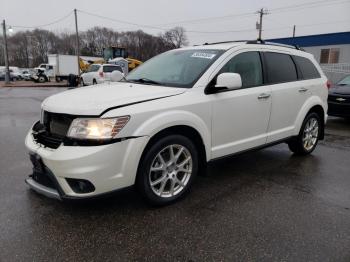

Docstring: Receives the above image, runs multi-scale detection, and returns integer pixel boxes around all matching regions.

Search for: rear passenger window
[219,51,263,88]
[103,66,122,73]
[293,56,320,80]
[264,52,297,84]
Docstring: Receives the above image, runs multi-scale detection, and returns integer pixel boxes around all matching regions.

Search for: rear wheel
[93,79,97,85]
[288,112,321,155]
[136,135,198,206]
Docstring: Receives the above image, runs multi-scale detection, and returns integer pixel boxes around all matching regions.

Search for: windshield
[126,49,224,88]
[337,75,350,86]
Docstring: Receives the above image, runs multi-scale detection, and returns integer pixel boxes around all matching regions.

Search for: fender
[293,95,327,136]
[130,110,212,161]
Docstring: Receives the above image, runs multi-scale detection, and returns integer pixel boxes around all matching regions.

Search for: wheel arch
[294,97,326,139]
[137,125,208,177]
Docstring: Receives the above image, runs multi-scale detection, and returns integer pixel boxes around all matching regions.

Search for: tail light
[326,79,331,89]
[99,71,104,78]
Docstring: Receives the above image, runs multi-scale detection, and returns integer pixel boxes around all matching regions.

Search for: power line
[156,12,256,26]
[7,0,350,33]
[11,11,73,29]
[78,9,256,34]
[155,0,349,26]
[270,0,350,13]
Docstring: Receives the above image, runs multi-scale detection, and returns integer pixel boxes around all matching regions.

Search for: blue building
[269,31,350,82]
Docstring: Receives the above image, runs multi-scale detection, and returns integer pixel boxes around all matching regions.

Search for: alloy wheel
[302,117,319,151]
[149,144,193,198]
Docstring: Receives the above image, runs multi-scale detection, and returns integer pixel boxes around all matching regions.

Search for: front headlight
[67,116,130,140]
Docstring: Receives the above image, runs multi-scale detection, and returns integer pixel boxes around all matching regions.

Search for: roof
[268,31,350,47]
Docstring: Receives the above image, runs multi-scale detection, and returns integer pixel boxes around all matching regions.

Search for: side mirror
[215,73,242,90]
[110,71,124,82]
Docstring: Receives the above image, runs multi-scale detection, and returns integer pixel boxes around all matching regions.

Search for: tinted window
[264,52,297,84]
[293,56,320,80]
[219,52,263,88]
[103,65,122,73]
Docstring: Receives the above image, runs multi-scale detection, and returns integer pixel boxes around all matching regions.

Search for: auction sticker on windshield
[191,52,217,59]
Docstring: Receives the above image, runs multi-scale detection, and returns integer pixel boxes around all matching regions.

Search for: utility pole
[2,20,10,84]
[256,8,268,40]
[74,9,80,78]
[293,25,296,38]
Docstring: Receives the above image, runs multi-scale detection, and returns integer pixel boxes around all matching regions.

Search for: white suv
[81,64,123,86]
[25,41,328,205]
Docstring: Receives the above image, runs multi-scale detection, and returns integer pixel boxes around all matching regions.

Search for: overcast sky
[1,0,350,44]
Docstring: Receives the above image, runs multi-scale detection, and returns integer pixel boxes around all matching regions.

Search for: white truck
[33,54,102,83]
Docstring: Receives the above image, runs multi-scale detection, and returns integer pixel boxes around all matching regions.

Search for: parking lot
[0,87,349,261]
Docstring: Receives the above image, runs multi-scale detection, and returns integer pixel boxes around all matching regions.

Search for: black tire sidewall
[137,135,198,205]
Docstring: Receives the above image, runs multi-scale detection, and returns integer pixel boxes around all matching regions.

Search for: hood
[42,82,186,115]
[329,84,350,96]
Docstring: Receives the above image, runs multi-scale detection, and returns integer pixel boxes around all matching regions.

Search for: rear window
[264,52,297,84]
[103,65,122,73]
[88,64,100,72]
[293,56,321,80]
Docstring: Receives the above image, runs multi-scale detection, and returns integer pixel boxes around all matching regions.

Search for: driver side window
[219,51,263,88]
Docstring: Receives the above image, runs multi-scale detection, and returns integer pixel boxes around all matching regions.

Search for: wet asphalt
[0,87,349,262]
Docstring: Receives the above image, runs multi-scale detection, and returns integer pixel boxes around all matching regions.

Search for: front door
[210,51,272,159]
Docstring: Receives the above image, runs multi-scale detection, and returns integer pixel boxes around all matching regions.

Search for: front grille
[43,111,74,137]
[328,102,350,116]
[32,111,75,149]
[328,94,350,104]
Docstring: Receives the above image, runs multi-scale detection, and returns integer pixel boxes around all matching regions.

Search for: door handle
[258,93,271,99]
[298,87,308,93]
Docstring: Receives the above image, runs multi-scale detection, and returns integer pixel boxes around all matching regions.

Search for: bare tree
[161,27,188,48]
[3,26,188,67]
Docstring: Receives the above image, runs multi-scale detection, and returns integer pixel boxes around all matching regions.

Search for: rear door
[103,65,123,81]
[263,52,312,143]
[84,64,100,85]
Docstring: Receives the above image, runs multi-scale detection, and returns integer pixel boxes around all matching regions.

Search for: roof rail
[202,40,248,45]
[196,39,305,51]
[247,40,305,51]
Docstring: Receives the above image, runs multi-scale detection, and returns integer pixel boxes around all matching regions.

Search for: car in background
[9,67,23,80]
[0,68,20,81]
[81,64,123,86]
[328,75,350,119]
[21,69,35,81]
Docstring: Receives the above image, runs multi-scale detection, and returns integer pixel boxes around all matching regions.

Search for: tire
[80,78,85,86]
[136,135,198,206]
[93,79,97,85]
[55,76,61,82]
[38,76,46,83]
[288,112,322,155]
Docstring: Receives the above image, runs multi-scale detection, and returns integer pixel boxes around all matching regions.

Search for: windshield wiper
[127,78,162,85]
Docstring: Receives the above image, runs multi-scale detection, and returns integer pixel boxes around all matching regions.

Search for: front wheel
[288,112,321,155]
[38,76,46,83]
[136,135,198,206]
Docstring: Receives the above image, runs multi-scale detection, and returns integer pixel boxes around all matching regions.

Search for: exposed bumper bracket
[25,177,62,200]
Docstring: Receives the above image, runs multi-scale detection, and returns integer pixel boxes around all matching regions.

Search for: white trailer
[47,54,102,82]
